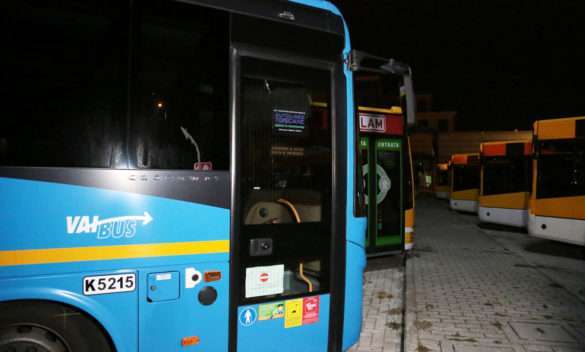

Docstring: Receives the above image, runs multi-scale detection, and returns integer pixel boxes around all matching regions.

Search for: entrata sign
[359,112,404,135]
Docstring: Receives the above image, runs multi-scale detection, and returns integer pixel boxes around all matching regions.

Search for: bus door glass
[360,136,372,247]
[360,135,404,253]
[374,138,403,247]
[236,55,333,351]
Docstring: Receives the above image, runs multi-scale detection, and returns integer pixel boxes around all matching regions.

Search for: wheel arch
[0,288,121,352]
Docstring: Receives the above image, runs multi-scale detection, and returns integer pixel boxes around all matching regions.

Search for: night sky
[332,0,585,131]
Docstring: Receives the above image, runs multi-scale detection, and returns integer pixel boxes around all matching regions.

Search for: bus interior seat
[244,190,322,225]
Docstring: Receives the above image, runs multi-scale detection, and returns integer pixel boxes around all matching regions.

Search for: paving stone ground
[405,197,585,352]
[349,256,405,352]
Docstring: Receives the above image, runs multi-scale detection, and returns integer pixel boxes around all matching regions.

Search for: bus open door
[351,51,416,255]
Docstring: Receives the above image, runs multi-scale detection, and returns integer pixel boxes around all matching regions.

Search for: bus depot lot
[404,198,585,352]
[349,256,405,352]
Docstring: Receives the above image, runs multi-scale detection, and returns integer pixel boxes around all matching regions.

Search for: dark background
[331,0,585,130]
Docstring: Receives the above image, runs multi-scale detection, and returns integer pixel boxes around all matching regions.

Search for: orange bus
[479,140,532,227]
[529,116,585,245]
[433,163,450,200]
[449,153,480,213]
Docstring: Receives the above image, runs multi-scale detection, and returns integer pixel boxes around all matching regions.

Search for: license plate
[83,273,136,296]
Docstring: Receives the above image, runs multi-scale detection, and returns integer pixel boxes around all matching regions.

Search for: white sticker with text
[245,264,284,298]
[83,273,136,295]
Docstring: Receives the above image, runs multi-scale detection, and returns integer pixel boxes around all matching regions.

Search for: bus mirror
[401,74,416,127]
[350,50,416,126]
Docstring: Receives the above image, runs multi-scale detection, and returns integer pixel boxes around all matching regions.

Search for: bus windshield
[537,139,585,198]
[453,164,480,192]
[483,157,531,195]
[437,168,449,187]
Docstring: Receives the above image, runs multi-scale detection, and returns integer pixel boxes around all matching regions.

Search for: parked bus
[0,1,405,351]
[433,163,450,200]
[479,141,532,227]
[529,116,585,246]
[352,53,417,255]
[449,153,480,213]
[357,107,415,254]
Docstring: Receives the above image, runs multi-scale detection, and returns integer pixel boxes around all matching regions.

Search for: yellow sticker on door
[284,298,303,328]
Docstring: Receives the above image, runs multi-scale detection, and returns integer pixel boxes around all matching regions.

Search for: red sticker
[302,296,319,325]
[194,161,213,171]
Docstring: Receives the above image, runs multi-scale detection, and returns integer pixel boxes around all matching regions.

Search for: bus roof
[451,153,479,165]
[480,140,532,157]
[533,116,585,140]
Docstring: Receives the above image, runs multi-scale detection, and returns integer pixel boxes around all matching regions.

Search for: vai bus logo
[66,212,153,239]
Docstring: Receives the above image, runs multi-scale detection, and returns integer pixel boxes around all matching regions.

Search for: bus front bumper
[528,214,585,246]
[479,207,528,228]
[450,199,478,213]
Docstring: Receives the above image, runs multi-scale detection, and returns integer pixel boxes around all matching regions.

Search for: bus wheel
[0,301,114,352]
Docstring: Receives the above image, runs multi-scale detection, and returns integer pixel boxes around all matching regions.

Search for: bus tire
[0,300,114,352]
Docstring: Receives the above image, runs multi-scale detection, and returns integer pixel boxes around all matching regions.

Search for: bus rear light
[204,271,221,282]
[181,336,200,347]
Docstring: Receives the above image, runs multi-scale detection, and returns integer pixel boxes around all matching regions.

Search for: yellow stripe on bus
[358,106,402,114]
[0,240,230,267]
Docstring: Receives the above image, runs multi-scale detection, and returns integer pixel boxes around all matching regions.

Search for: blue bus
[0,0,370,351]
[0,1,419,350]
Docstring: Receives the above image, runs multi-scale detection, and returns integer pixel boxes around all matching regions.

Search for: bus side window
[129,0,229,170]
[1,0,127,168]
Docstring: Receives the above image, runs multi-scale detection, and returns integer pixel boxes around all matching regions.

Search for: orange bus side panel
[536,119,575,140]
[405,208,415,228]
[480,192,530,210]
[451,189,479,201]
[435,185,450,193]
[482,143,506,157]
[532,196,585,220]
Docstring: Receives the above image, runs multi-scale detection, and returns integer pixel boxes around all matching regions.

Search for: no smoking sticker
[245,265,284,298]
[259,273,269,282]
